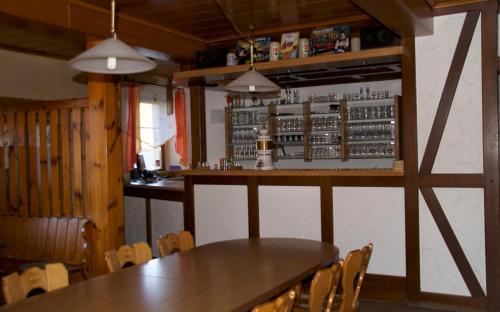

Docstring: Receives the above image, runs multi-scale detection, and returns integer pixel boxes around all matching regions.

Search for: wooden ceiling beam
[350,0,434,37]
[0,0,207,61]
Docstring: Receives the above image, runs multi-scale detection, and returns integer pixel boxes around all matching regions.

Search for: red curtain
[125,83,140,172]
[175,88,188,167]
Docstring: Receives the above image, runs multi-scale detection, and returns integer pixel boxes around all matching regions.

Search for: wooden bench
[0,216,93,280]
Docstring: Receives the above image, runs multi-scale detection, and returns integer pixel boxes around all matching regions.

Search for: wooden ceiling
[0,0,488,70]
[80,0,369,43]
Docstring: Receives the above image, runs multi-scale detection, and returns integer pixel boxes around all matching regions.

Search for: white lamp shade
[225,69,280,92]
[69,37,156,74]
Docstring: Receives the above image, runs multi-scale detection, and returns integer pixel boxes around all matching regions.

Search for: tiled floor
[360,301,450,312]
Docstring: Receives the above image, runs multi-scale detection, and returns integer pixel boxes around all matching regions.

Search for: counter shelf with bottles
[224,95,401,165]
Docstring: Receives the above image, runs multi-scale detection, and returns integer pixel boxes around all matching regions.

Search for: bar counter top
[123,178,184,202]
[179,168,404,177]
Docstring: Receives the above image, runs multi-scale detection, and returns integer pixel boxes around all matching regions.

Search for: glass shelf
[348,140,395,144]
[232,124,263,129]
[346,118,395,124]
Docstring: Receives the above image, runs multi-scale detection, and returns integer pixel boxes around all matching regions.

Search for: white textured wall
[259,186,321,240]
[125,196,148,245]
[416,13,485,295]
[151,199,184,257]
[194,185,248,246]
[125,197,185,257]
[334,187,405,276]
[0,48,87,100]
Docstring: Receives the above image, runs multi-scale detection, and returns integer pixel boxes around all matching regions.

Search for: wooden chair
[104,242,152,273]
[156,231,194,257]
[293,262,343,312]
[252,288,297,312]
[350,243,373,311]
[2,263,69,304]
[337,243,373,312]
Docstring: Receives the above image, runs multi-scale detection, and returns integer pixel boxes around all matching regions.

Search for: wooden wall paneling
[320,177,333,243]
[60,109,72,216]
[16,111,28,215]
[35,216,49,260]
[401,36,421,304]
[71,108,83,217]
[480,3,500,311]
[247,176,259,238]
[54,218,69,260]
[50,109,61,216]
[419,11,479,174]
[7,112,17,213]
[27,111,39,215]
[38,112,50,216]
[0,114,5,215]
[45,217,58,258]
[105,81,125,250]
[420,187,485,297]
[65,218,80,264]
[189,84,207,166]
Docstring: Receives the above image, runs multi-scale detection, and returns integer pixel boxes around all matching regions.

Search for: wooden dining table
[0,238,339,312]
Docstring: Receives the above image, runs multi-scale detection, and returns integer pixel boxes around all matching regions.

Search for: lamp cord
[111,0,117,38]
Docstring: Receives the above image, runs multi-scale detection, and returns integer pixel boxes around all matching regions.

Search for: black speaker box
[360,27,400,49]
[196,48,229,69]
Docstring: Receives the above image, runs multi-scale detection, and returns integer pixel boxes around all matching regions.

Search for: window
[138,85,177,170]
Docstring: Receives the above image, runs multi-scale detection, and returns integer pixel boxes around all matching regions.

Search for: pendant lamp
[69,0,156,74]
[225,40,280,93]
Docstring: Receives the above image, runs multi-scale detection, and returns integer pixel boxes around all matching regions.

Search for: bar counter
[179,168,403,177]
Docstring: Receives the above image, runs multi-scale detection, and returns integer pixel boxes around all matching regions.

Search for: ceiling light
[69,0,156,74]
[225,40,280,93]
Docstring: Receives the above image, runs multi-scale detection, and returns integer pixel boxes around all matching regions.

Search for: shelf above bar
[173,46,403,82]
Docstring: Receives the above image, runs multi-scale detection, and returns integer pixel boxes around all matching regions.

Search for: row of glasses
[232,111,267,126]
[275,134,304,145]
[276,117,304,133]
[232,128,257,144]
[277,151,304,159]
[309,133,340,145]
[311,115,340,131]
[347,105,394,121]
[309,146,341,159]
[234,146,257,160]
[348,143,395,158]
[347,122,395,141]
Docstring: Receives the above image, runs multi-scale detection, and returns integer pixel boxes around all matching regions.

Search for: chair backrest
[156,231,194,257]
[338,249,363,312]
[308,266,334,312]
[2,263,69,304]
[104,242,152,273]
[251,288,296,312]
[351,243,373,310]
[325,261,343,312]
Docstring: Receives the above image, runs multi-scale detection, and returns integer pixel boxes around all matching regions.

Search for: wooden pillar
[189,82,207,167]
[481,3,500,311]
[84,37,125,276]
[401,36,420,304]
